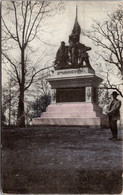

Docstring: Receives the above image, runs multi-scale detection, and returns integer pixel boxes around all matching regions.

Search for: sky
[47,1,121,45]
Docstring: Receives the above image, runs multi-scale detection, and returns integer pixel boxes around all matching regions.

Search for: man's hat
[61,41,65,44]
[111,91,119,96]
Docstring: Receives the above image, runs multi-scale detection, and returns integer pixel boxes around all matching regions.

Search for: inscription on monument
[56,87,85,102]
[57,68,87,75]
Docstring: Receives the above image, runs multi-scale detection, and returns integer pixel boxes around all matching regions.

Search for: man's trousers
[109,119,118,139]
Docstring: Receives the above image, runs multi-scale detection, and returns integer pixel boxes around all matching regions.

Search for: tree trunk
[17,49,25,127]
[8,88,11,126]
[17,88,25,126]
[8,103,11,126]
[121,64,123,79]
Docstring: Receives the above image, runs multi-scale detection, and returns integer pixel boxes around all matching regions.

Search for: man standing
[107,91,121,141]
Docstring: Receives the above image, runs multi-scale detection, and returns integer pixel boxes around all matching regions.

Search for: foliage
[32,94,51,118]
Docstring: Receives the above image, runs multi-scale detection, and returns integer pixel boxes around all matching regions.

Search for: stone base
[32,103,107,127]
[47,68,102,89]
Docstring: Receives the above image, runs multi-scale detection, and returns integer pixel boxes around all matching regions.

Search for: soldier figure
[69,32,79,65]
[54,41,69,69]
[78,43,91,67]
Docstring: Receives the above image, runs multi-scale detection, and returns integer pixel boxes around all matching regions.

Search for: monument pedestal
[32,68,107,127]
[32,102,107,126]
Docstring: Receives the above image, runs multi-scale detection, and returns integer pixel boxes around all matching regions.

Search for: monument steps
[32,117,101,126]
[41,112,98,118]
[46,103,102,113]
[32,103,107,126]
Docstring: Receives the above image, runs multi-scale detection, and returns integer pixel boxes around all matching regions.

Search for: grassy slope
[2,126,122,194]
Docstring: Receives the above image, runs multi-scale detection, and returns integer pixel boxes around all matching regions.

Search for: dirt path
[2,126,122,194]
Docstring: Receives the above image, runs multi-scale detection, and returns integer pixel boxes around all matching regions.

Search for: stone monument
[32,7,106,126]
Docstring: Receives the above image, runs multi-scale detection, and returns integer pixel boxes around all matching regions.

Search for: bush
[32,94,51,118]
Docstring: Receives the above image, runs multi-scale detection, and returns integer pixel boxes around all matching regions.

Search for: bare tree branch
[2,17,18,42]
[25,1,45,44]
[2,52,21,86]
[83,6,123,76]
[24,65,53,91]
[2,1,64,126]
[11,2,22,49]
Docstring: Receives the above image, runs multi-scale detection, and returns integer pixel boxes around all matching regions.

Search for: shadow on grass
[76,169,122,194]
[2,169,122,194]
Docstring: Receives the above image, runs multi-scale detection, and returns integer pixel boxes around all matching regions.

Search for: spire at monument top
[72,5,81,37]
[76,5,78,21]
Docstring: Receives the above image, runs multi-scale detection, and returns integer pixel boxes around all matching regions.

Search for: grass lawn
[2,126,122,194]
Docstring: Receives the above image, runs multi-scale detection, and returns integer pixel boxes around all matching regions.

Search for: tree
[83,5,123,96]
[2,1,64,126]
[24,68,51,125]
[2,78,18,126]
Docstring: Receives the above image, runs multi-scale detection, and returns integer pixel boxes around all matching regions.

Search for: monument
[32,7,106,126]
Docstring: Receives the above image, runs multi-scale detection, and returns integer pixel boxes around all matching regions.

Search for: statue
[78,43,91,67]
[54,41,93,69]
[69,32,79,65]
[54,41,69,70]
[68,6,81,66]
[54,6,94,70]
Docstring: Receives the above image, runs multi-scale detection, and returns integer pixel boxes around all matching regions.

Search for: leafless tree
[94,62,123,98]
[99,66,123,97]
[2,77,18,125]
[83,5,123,96]
[2,1,64,126]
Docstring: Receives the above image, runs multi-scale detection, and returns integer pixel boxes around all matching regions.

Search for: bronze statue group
[54,16,93,70]
[54,34,93,70]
